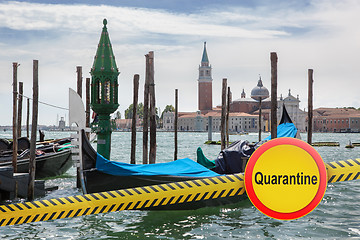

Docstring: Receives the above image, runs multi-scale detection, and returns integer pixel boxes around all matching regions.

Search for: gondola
[78,129,247,210]
[0,138,73,179]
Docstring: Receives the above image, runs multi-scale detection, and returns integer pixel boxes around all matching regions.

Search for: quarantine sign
[244,137,327,220]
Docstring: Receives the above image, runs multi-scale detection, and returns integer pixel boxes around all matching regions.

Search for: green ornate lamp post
[90,19,119,160]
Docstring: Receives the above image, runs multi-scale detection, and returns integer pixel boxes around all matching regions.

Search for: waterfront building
[312,108,360,132]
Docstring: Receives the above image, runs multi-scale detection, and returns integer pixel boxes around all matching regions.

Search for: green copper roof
[201,41,209,63]
[91,19,119,75]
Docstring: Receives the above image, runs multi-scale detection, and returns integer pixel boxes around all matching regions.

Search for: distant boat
[345,140,355,149]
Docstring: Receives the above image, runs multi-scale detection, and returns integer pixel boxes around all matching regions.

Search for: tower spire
[201,41,209,64]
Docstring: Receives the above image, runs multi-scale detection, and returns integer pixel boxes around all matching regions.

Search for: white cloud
[0,0,359,126]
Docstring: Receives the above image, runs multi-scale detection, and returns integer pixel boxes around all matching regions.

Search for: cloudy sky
[0,0,359,126]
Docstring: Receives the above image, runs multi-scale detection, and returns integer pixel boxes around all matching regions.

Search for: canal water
[1,131,360,239]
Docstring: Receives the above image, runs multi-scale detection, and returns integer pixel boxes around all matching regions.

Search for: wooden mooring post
[131,74,139,164]
[28,60,39,201]
[226,86,230,147]
[17,82,23,137]
[221,78,227,150]
[143,54,150,164]
[174,89,178,160]
[307,69,314,144]
[76,66,82,98]
[86,77,90,134]
[270,52,278,139]
[148,51,156,164]
[12,62,19,173]
[26,98,30,138]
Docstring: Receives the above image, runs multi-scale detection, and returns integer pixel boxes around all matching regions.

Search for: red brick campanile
[198,42,213,111]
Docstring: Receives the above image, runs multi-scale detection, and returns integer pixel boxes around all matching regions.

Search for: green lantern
[90,19,119,160]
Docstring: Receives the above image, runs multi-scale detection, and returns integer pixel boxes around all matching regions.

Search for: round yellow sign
[245,137,327,220]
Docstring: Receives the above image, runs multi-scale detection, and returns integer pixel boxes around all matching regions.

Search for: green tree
[161,105,175,119]
[125,103,144,119]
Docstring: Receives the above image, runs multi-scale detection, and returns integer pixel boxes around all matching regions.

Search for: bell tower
[198,42,213,112]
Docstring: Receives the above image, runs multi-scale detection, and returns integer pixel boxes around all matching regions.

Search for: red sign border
[244,137,327,220]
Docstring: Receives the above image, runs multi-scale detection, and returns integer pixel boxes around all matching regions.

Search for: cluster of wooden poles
[11,60,38,201]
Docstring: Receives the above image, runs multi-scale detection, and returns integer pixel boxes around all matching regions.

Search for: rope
[19,94,69,111]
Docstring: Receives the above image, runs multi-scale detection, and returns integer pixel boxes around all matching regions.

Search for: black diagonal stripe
[90,194,100,200]
[90,207,99,215]
[183,194,192,203]
[6,205,15,212]
[0,219,5,225]
[344,160,354,166]
[149,199,158,208]
[132,188,142,195]
[58,211,66,219]
[225,188,234,197]
[39,200,49,207]
[107,191,117,198]
[48,199,57,206]
[40,213,48,222]
[141,200,150,209]
[13,204,23,211]
[23,215,31,224]
[115,203,124,211]
[193,193,201,201]
[166,183,176,190]
[64,197,74,204]
[48,212,57,221]
[158,185,168,192]
[108,204,116,212]
[158,197,167,206]
[344,173,353,182]
[225,175,235,182]
[218,189,226,197]
[353,159,360,165]
[65,210,74,218]
[73,196,83,203]
[99,205,107,213]
[124,202,133,210]
[57,198,66,205]
[167,196,175,204]
[0,207,6,213]
[182,181,193,188]
[199,179,210,186]
[149,186,159,192]
[216,176,227,183]
[123,189,133,196]
[174,195,184,204]
[209,191,218,199]
[32,214,40,223]
[174,182,184,189]
[234,187,243,195]
[327,162,336,169]
[141,187,151,193]
[337,162,345,168]
[6,218,14,226]
[200,192,209,201]
[336,174,344,182]
[233,174,243,181]
[328,175,336,183]
[353,172,360,180]
[31,202,41,208]
[14,217,22,225]
[22,202,32,209]
[191,180,201,187]
[115,190,125,197]
[82,195,92,201]
[83,208,90,216]
[133,201,142,209]
[207,178,218,185]
[98,192,108,199]
[73,209,82,217]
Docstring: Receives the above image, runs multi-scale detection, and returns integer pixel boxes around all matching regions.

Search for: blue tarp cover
[264,122,298,140]
[96,154,221,177]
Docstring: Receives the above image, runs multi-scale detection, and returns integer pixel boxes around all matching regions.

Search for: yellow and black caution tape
[0,174,245,227]
[326,158,360,183]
